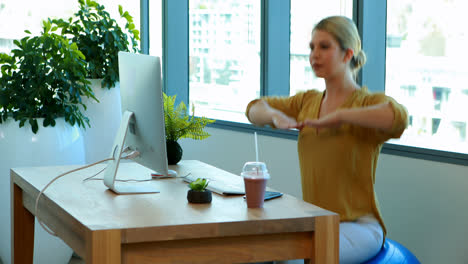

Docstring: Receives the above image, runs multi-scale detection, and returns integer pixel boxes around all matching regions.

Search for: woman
[246,16,408,263]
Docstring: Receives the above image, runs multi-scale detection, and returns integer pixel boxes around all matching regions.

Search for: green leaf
[43,37,52,50]
[188,178,209,191]
[163,93,215,142]
[43,118,50,127]
[30,119,39,134]
[132,29,140,40]
[43,20,51,34]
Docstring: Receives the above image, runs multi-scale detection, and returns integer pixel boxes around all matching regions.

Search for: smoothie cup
[241,162,270,208]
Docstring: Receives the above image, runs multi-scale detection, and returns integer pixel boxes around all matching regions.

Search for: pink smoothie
[243,177,267,208]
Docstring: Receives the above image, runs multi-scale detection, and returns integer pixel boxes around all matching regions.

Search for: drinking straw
[254,131,259,162]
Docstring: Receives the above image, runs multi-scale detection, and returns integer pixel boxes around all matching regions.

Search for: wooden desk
[12,160,338,264]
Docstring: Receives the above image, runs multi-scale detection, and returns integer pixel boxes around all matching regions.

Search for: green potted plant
[51,0,140,163]
[0,19,95,264]
[187,178,212,203]
[51,0,140,89]
[0,19,96,133]
[163,93,215,165]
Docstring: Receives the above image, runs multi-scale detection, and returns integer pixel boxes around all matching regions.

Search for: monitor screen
[103,52,170,194]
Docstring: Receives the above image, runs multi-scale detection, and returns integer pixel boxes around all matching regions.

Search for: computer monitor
[103,51,174,194]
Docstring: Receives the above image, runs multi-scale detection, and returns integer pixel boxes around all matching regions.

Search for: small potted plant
[164,93,215,165]
[187,178,212,203]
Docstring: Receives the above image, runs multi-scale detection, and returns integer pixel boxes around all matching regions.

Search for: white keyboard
[183,174,245,195]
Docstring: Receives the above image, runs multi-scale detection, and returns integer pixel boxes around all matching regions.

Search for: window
[289,0,353,96]
[149,0,162,57]
[0,0,139,53]
[385,0,468,155]
[0,0,72,53]
[188,0,261,124]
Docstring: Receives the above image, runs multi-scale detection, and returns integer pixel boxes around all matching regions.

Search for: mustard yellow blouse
[246,87,408,235]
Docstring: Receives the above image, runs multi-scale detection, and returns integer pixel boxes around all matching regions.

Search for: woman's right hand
[272,112,300,129]
[248,99,300,130]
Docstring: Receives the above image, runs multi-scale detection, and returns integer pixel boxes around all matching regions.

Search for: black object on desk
[243,191,283,201]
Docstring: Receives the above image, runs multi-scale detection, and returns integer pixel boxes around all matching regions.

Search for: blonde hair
[313,16,366,79]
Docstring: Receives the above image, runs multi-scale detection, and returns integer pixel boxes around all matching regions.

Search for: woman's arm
[248,99,299,129]
[340,102,395,131]
[302,102,395,132]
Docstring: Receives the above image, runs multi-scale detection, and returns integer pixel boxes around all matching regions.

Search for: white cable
[81,164,108,182]
[81,151,140,183]
[34,149,141,236]
[34,157,113,236]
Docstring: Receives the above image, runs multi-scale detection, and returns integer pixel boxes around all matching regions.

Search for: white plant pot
[81,79,122,164]
[0,118,85,264]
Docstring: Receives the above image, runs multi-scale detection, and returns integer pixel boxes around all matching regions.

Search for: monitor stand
[103,111,160,194]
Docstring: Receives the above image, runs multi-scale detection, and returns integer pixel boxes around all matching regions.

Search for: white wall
[180,127,468,264]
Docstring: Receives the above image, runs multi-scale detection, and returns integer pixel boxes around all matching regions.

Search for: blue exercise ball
[363,238,420,264]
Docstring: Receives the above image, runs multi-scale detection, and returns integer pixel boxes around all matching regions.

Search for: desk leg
[307,214,339,264]
[12,183,35,264]
[85,229,121,264]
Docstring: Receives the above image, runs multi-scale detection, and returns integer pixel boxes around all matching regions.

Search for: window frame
[153,0,468,167]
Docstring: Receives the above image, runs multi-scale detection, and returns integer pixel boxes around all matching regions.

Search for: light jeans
[275,214,383,264]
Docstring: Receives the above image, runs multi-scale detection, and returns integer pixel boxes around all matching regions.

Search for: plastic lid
[242,161,269,178]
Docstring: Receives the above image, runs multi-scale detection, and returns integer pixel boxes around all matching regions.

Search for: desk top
[11,160,336,243]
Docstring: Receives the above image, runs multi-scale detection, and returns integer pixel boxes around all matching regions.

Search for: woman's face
[309,29,348,80]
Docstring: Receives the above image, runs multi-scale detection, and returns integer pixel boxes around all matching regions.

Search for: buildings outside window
[188,0,261,124]
[385,0,468,154]
[289,0,353,96]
